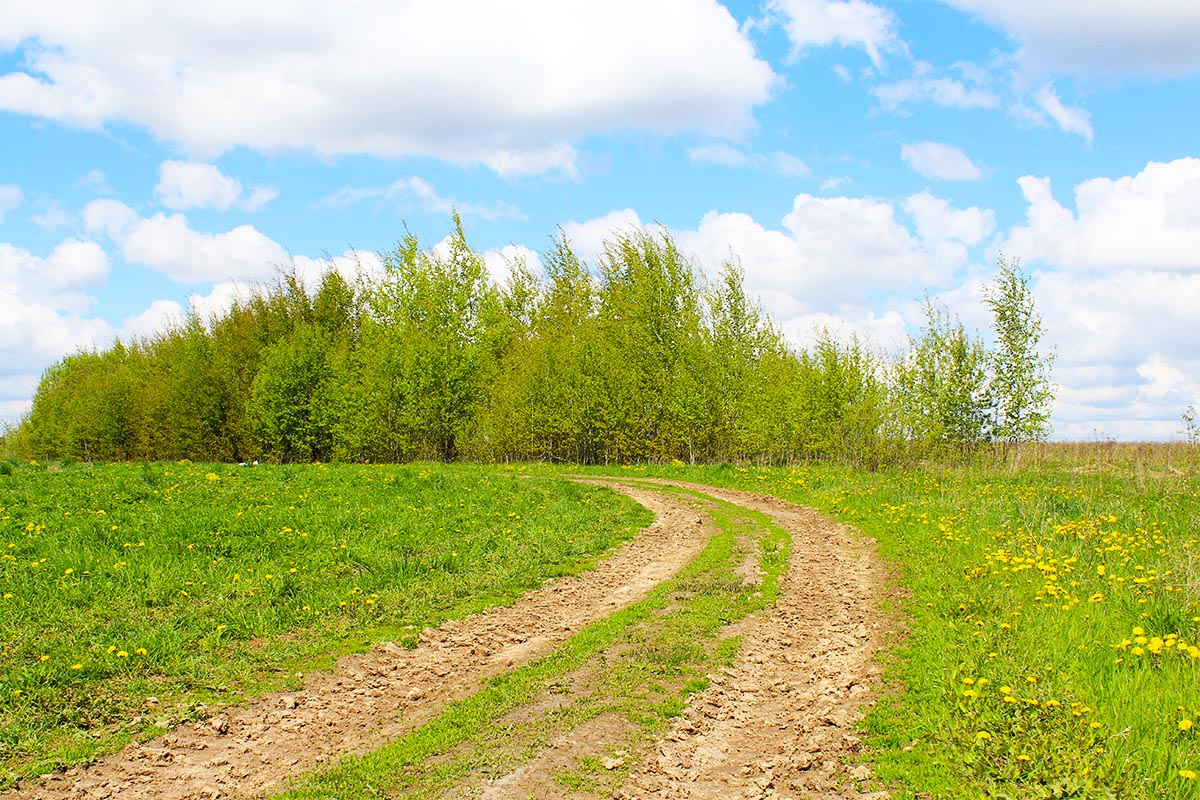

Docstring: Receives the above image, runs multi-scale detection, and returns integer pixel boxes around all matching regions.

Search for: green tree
[896,300,992,460]
[985,256,1055,463]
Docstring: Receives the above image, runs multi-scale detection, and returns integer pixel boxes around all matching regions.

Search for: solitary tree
[985,256,1055,464]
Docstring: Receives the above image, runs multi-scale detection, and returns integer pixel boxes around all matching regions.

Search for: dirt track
[7,481,894,800]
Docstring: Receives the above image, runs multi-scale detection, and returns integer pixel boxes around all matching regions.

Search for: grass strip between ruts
[273,486,789,798]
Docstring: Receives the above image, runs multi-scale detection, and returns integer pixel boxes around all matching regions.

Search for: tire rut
[6,488,714,800]
[616,482,895,800]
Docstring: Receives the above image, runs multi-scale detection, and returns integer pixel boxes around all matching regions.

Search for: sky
[1,0,1198,441]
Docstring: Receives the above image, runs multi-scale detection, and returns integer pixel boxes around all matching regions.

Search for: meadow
[2,447,1197,798]
[576,445,1199,799]
[0,459,650,785]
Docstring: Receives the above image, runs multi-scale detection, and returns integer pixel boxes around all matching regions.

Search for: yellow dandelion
[975,731,991,741]
[1181,720,1195,732]
[1181,770,1198,780]
[70,663,82,670]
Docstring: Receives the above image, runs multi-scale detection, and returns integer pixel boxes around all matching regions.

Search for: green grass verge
[0,460,649,787]
[547,461,1200,799]
[273,486,789,798]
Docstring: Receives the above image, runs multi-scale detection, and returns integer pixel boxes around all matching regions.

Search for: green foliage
[13,220,1058,468]
[896,300,992,459]
[985,256,1056,457]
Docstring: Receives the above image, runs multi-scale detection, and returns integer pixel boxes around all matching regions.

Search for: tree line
[9,218,1054,467]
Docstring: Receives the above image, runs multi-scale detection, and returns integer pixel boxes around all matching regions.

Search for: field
[2,449,1198,798]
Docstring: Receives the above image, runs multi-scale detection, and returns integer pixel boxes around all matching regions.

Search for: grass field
[2,449,1198,798]
[567,448,1199,799]
[0,460,650,786]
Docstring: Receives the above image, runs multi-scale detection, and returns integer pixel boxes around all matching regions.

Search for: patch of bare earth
[617,483,895,800]
[439,481,898,800]
[5,488,713,800]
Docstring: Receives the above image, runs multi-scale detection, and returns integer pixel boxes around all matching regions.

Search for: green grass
[274,486,789,798]
[5,454,1197,798]
[0,460,650,786]
[553,459,1200,799]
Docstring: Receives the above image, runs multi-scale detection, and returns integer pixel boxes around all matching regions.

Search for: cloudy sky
[2,0,1198,440]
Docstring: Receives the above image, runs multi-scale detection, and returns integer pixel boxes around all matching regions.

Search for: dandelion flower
[975,731,991,741]
[1181,720,1195,732]
[1181,770,1197,780]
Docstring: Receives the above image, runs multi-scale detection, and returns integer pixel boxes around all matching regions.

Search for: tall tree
[985,256,1055,463]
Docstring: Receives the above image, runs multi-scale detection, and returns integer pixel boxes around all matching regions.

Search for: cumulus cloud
[935,0,1200,78]
[321,176,524,222]
[767,0,902,67]
[560,208,645,266]
[0,0,776,176]
[1002,158,1200,271]
[0,238,110,314]
[154,160,276,211]
[901,141,984,180]
[904,191,995,244]
[0,240,117,397]
[84,199,288,283]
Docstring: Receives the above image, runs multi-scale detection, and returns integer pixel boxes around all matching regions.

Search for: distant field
[0,460,650,785]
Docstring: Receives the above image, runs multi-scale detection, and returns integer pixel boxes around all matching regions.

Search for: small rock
[850,764,871,781]
[601,756,625,770]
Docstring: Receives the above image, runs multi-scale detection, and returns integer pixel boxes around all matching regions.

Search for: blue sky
[2,0,1198,440]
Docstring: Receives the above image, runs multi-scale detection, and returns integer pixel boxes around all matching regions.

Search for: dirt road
[7,481,894,800]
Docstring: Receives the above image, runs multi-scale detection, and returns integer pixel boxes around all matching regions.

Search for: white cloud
[872,61,1000,111]
[322,176,524,221]
[672,192,981,314]
[1002,158,1200,271]
[1034,83,1093,143]
[560,208,645,266]
[154,160,276,211]
[242,186,278,212]
[0,240,117,390]
[774,151,811,178]
[901,141,983,180]
[0,184,22,222]
[31,200,73,231]
[935,0,1200,78]
[768,0,902,67]
[155,161,243,210]
[688,143,749,167]
[0,238,110,313]
[84,199,289,283]
[75,168,113,193]
[0,0,776,176]
[904,191,995,244]
[122,299,186,341]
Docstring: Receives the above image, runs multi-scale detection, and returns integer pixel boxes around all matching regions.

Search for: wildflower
[1181,770,1197,780]
[975,731,991,741]
[1181,720,1195,732]
[70,663,82,670]
[135,648,147,656]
